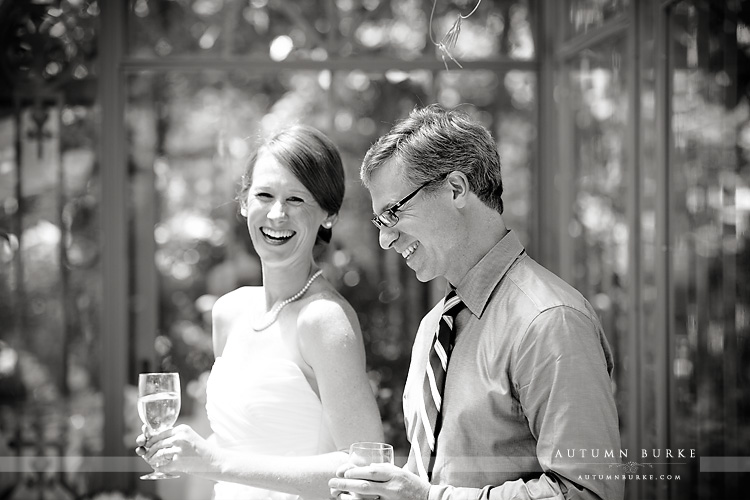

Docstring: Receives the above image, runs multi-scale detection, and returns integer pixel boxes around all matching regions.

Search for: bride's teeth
[262,228,294,239]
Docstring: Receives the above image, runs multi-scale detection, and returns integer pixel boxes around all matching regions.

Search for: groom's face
[367,160,460,283]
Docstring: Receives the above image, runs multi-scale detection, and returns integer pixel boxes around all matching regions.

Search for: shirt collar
[452,230,525,318]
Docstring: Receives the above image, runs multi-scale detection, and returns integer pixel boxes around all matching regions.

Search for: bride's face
[244,151,328,268]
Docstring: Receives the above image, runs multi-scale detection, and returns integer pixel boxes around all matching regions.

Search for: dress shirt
[402,231,624,500]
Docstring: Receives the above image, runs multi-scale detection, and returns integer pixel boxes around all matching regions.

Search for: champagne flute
[349,442,394,499]
[138,372,181,480]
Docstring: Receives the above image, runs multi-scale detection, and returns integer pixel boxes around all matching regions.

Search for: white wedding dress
[205,325,335,500]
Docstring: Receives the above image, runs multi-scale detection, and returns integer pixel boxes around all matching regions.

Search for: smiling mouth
[401,241,419,260]
[260,227,295,243]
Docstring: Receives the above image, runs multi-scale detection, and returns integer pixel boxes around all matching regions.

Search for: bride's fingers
[143,436,174,461]
[135,433,147,447]
[145,445,176,464]
[168,446,183,463]
[150,447,177,468]
[144,427,175,448]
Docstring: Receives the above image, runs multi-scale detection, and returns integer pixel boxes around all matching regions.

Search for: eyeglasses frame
[370,176,444,228]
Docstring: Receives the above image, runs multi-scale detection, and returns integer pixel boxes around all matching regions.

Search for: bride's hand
[137,424,222,475]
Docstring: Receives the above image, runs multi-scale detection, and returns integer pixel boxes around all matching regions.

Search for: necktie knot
[442,289,463,318]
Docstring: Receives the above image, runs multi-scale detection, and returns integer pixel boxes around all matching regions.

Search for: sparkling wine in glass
[349,442,394,499]
[138,372,181,480]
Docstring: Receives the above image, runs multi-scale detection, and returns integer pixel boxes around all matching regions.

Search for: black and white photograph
[0,1,748,499]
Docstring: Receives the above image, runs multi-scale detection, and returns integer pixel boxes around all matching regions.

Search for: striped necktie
[407,289,463,481]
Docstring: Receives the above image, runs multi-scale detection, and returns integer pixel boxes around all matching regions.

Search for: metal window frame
[656,1,675,497]
[98,0,130,491]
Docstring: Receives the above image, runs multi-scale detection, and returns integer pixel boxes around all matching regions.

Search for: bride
[136,125,383,499]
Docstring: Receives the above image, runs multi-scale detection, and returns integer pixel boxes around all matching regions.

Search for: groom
[330,105,623,500]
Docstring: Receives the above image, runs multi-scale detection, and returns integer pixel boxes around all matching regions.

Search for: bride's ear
[322,213,338,229]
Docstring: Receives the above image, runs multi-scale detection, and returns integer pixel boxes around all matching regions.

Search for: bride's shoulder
[212,286,262,357]
[296,292,362,367]
[297,290,359,336]
[302,288,352,315]
[213,286,262,316]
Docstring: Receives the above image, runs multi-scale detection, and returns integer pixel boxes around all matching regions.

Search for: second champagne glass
[349,442,394,499]
[138,372,181,480]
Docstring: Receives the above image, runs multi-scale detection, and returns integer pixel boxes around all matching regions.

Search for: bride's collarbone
[227,286,331,336]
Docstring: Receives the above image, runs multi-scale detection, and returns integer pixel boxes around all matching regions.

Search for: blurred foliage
[127,0,534,61]
[666,2,750,498]
[565,36,631,446]
[563,0,630,37]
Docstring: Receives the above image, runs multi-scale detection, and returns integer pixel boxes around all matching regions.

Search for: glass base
[140,471,180,480]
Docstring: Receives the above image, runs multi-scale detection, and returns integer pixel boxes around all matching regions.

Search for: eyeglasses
[371,179,436,229]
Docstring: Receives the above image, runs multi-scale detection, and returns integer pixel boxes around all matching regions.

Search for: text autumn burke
[556,449,697,459]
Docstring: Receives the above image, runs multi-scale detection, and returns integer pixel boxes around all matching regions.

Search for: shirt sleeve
[428,306,624,500]
[428,477,565,500]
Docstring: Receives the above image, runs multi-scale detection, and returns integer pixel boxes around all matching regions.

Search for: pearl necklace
[252,270,323,331]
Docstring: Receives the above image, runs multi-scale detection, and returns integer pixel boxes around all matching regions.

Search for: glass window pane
[564,0,630,38]
[329,69,434,270]
[0,1,104,494]
[127,0,535,61]
[437,69,535,245]
[129,0,330,58]
[415,0,535,62]
[0,105,103,494]
[565,36,631,464]
[0,115,19,350]
[669,1,750,498]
